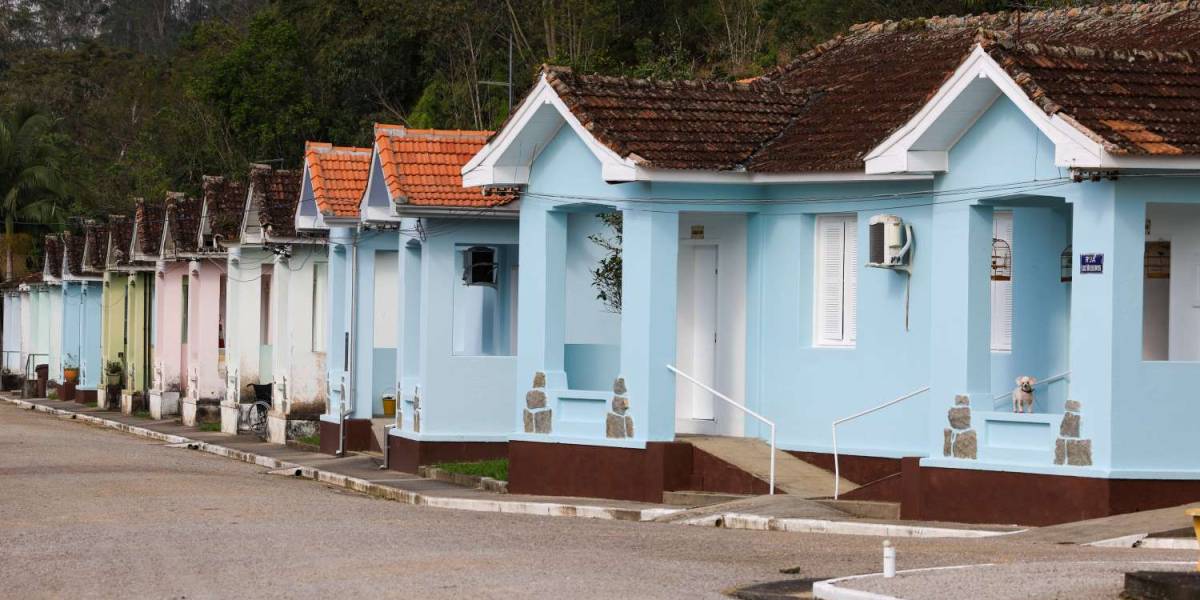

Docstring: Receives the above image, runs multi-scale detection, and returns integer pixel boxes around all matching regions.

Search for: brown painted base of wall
[386,436,508,474]
[905,463,1200,526]
[508,440,782,503]
[74,389,98,405]
[317,418,374,455]
[787,450,905,503]
[60,381,76,402]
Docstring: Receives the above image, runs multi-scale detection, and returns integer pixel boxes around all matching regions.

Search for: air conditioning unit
[867,214,913,269]
[462,246,498,286]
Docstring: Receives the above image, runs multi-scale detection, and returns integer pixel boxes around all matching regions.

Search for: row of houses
[4,2,1200,526]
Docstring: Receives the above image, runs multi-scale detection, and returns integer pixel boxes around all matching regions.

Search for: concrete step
[813,499,901,520]
[663,490,752,507]
[680,435,858,499]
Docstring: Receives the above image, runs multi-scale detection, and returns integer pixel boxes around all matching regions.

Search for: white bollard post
[883,540,896,578]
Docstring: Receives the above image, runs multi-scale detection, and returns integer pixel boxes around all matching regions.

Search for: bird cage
[1060,245,1072,282]
[1145,241,1170,279]
[991,238,1012,281]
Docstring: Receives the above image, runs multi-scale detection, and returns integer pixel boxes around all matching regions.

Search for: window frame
[813,213,859,348]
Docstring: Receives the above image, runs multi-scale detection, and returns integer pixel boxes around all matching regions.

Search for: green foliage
[589,212,623,313]
[198,422,222,432]
[0,0,1092,239]
[435,459,509,482]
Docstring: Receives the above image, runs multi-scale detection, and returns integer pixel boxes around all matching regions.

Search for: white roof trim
[463,74,637,187]
[865,44,1200,174]
[464,73,934,186]
[295,162,331,232]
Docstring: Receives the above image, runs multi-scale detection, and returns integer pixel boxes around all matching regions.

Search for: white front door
[690,245,719,420]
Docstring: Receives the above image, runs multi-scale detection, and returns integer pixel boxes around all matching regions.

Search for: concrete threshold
[2,394,1024,538]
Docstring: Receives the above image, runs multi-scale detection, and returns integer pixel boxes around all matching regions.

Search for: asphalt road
[0,401,1190,599]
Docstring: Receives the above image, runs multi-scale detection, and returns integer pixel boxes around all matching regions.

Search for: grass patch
[84,401,97,408]
[47,391,58,400]
[133,410,152,419]
[435,458,508,482]
[197,422,221,432]
[296,434,320,447]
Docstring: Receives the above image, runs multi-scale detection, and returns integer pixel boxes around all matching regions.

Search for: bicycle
[245,383,272,437]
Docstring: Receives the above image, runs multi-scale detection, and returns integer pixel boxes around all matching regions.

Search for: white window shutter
[844,218,858,343]
[991,211,1013,351]
[817,217,845,344]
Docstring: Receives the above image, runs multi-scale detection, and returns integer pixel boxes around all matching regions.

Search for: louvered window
[815,214,858,347]
[991,211,1013,352]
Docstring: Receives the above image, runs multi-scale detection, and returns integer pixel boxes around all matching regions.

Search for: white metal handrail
[832,386,930,500]
[667,364,776,495]
[991,371,1070,408]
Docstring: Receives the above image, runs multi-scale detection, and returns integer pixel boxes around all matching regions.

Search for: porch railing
[990,371,1070,411]
[23,353,48,380]
[832,386,930,500]
[668,364,776,495]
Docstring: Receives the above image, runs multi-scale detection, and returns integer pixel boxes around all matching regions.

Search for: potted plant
[63,354,79,384]
[105,361,123,387]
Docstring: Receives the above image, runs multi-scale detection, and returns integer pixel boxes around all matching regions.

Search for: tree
[589,212,622,313]
[0,104,67,279]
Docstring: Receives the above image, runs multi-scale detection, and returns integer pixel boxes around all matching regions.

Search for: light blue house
[363,125,519,472]
[57,229,104,402]
[464,4,1200,524]
[294,141,385,454]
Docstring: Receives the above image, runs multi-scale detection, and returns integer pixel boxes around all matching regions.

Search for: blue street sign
[1080,253,1104,274]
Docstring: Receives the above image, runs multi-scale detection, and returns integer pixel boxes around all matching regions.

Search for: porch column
[396,235,422,432]
[325,228,353,420]
[515,198,567,433]
[351,240,377,420]
[1063,180,1135,471]
[619,208,679,442]
[928,202,992,459]
[270,253,290,414]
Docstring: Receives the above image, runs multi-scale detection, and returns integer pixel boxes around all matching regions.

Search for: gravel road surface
[0,402,1190,599]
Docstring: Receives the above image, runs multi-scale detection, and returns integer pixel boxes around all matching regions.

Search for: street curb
[677,512,1018,539]
[2,396,1025,539]
[2,397,670,523]
[812,564,993,600]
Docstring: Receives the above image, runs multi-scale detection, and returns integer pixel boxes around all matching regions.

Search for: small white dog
[1012,376,1037,413]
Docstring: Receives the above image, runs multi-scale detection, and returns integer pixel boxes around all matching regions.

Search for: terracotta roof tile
[167,192,203,254]
[43,235,62,278]
[107,214,134,266]
[375,124,518,208]
[248,164,307,239]
[63,230,85,276]
[201,176,248,246]
[304,142,371,218]
[993,41,1200,156]
[536,68,810,171]
[82,220,108,273]
[533,1,1200,173]
[134,197,167,257]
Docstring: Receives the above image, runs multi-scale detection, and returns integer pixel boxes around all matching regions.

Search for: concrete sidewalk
[10,393,1173,543]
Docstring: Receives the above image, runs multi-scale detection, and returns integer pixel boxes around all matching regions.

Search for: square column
[1062,180,1134,471]
[618,208,679,442]
[396,235,423,433]
[270,253,291,415]
[324,228,353,421]
[928,203,993,459]
[351,243,377,420]
[515,199,568,433]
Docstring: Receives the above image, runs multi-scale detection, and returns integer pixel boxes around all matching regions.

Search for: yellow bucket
[382,396,396,417]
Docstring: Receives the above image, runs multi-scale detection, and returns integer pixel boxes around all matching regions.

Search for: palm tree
[0,105,66,280]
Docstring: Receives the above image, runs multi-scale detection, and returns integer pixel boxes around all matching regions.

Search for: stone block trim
[524,371,552,435]
[605,375,634,439]
[942,396,976,459]
[1054,399,1092,466]
[411,388,422,433]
